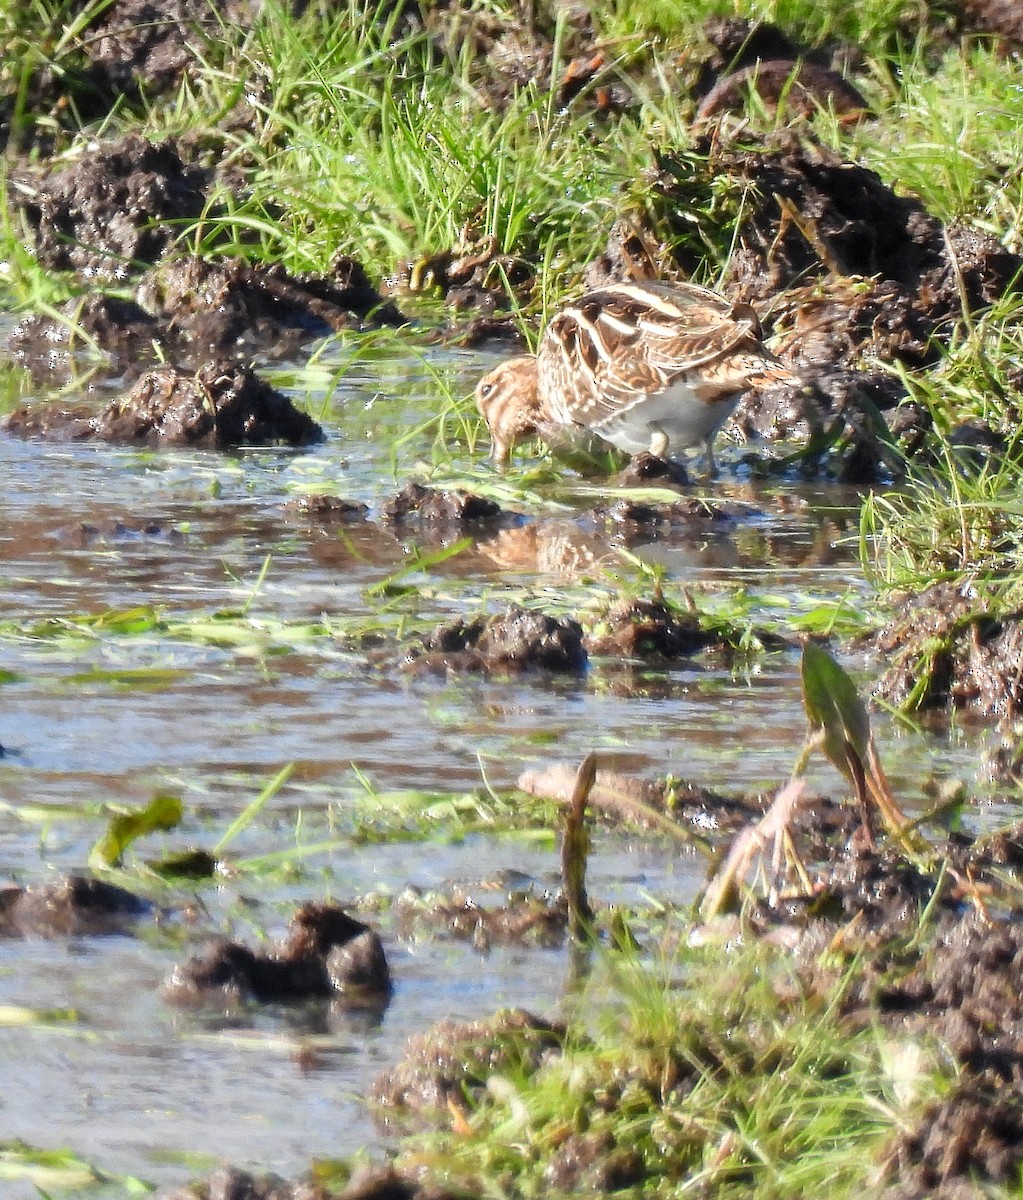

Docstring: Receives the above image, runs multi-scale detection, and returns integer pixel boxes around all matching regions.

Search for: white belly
[589,385,739,457]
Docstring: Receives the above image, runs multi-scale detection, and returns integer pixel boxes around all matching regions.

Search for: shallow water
[0,324,1001,1192]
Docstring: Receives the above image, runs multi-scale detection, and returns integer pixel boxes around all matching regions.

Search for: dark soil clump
[283,495,369,523]
[960,0,1023,45]
[3,361,324,449]
[882,1077,1023,1198]
[165,902,391,1006]
[136,254,404,361]
[584,597,721,661]
[866,582,1023,718]
[612,451,691,490]
[384,481,505,526]
[0,875,152,937]
[544,1131,647,1192]
[7,294,161,374]
[695,59,870,126]
[8,255,402,372]
[83,0,256,100]
[394,883,568,950]
[404,605,586,675]
[589,495,736,534]
[371,1008,565,1121]
[17,133,208,280]
[156,1162,470,1200]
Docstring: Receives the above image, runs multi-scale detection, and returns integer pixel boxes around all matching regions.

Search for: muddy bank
[864,582,1023,721]
[4,361,323,448]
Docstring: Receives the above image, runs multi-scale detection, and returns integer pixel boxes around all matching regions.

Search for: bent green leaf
[89,794,184,869]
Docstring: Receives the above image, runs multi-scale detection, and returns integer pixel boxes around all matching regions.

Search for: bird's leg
[698,438,718,480]
[648,427,670,459]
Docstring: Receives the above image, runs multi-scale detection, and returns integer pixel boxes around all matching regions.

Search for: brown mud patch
[403,604,587,675]
[383,481,508,527]
[882,1077,1023,1198]
[959,0,1023,46]
[156,1162,472,1200]
[403,586,781,676]
[165,902,391,1008]
[371,1007,565,1123]
[0,875,153,937]
[3,360,323,449]
[394,878,568,950]
[864,582,1023,719]
[8,132,401,372]
[420,0,631,118]
[695,59,870,126]
[9,255,402,376]
[282,494,371,524]
[15,133,208,280]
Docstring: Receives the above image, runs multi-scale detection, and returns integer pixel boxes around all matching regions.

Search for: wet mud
[371,1008,565,1122]
[394,880,568,950]
[4,360,324,448]
[156,1162,472,1200]
[865,582,1023,720]
[404,604,587,675]
[166,902,391,1007]
[0,875,152,937]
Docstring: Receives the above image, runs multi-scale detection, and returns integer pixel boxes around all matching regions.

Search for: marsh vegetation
[3,0,1023,1197]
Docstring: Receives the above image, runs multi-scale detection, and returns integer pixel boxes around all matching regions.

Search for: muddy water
[0,325,995,1192]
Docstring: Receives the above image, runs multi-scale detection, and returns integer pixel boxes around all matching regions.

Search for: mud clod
[404,604,586,675]
[961,0,1023,45]
[590,495,735,534]
[84,0,256,99]
[283,495,369,522]
[0,875,152,937]
[867,582,1023,718]
[394,883,568,950]
[371,1008,565,1120]
[696,59,870,126]
[384,481,504,525]
[584,597,719,661]
[137,254,404,361]
[612,452,691,490]
[157,1162,473,1200]
[8,294,160,371]
[883,1078,1023,1198]
[544,1131,646,1192]
[4,361,323,449]
[18,133,208,280]
[165,902,391,1005]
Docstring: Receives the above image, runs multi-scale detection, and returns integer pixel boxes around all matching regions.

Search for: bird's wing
[538,282,763,424]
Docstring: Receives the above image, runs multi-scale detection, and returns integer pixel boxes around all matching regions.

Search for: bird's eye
[479,382,493,399]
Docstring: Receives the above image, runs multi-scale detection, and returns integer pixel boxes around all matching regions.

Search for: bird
[475,280,797,476]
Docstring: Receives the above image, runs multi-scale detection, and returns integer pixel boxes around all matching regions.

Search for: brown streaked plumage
[475,280,797,475]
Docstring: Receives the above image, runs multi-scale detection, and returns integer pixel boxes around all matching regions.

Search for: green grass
[859,291,1023,597]
[4,1,1023,1193]
[398,937,929,1199]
